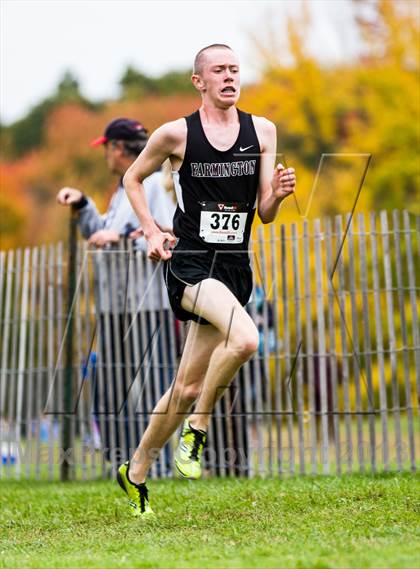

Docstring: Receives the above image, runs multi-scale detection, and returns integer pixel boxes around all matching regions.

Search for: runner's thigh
[181,278,257,340]
[175,320,224,385]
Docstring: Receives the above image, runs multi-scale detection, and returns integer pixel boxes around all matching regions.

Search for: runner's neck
[199,105,239,127]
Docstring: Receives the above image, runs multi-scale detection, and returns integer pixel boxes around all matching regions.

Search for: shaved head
[193,44,233,75]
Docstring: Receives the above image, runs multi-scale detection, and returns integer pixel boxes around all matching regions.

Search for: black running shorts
[163,239,253,325]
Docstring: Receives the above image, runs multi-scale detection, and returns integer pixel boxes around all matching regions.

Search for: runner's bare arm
[123,120,185,260]
[254,116,296,224]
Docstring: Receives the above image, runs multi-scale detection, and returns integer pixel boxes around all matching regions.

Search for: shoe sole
[174,461,201,480]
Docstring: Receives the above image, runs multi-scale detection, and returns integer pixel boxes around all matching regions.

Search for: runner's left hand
[271,164,296,199]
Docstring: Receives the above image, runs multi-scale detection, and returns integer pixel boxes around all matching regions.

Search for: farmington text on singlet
[191,160,256,178]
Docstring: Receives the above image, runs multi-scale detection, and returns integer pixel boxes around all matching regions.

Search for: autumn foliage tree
[0,93,199,247]
[0,0,418,249]
[243,0,419,222]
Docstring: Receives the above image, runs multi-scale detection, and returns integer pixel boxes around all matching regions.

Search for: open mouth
[221,86,236,94]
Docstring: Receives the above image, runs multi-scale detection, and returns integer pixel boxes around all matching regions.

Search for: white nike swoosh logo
[239,145,253,152]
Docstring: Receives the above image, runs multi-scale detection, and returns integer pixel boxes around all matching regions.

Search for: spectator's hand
[88,230,120,248]
[271,164,296,200]
[128,227,144,240]
[57,187,84,206]
[147,230,176,262]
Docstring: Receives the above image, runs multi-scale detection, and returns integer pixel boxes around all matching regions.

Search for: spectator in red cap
[58,118,173,248]
[57,118,176,472]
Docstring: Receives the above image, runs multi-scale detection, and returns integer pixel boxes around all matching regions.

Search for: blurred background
[1,0,418,250]
[0,0,419,482]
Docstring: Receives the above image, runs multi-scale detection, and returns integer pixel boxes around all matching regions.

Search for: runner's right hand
[147,231,176,262]
[56,187,84,205]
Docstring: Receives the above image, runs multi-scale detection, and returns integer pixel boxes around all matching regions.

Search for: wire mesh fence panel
[269,224,283,477]
[392,211,416,471]
[0,210,419,480]
[292,222,306,476]
[303,220,318,474]
[357,213,377,473]
[325,218,342,475]
[0,250,14,479]
[369,212,390,471]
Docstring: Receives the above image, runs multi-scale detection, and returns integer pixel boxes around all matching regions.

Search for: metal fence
[1,209,419,480]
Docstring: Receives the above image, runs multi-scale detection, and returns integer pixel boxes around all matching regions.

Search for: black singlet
[172,109,260,254]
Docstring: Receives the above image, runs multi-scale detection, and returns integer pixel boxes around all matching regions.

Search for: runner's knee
[172,383,201,406]
[227,324,259,361]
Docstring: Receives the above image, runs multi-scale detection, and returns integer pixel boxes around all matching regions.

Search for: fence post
[61,206,78,481]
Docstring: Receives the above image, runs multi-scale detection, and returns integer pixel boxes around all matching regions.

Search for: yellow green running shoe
[174,420,207,479]
[117,461,155,517]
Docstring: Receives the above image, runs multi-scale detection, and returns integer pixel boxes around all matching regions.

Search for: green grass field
[1,473,419,569]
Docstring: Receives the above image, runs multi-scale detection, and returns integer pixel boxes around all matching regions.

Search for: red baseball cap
[90,118,148,147]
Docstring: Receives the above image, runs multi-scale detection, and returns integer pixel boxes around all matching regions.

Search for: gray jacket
[78,172,175,313]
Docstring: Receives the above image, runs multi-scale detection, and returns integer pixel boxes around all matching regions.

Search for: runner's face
[200,49,240,107]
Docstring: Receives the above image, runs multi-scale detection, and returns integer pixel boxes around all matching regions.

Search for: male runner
[118,44,296,516]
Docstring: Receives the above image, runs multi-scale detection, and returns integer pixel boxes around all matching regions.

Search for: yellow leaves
[373,0,419,69]
[245,0,419,219]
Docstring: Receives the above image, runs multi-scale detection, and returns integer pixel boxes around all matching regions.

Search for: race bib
[199,202,248,244]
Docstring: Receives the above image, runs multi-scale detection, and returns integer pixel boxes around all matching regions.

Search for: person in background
[57,118,176,473]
